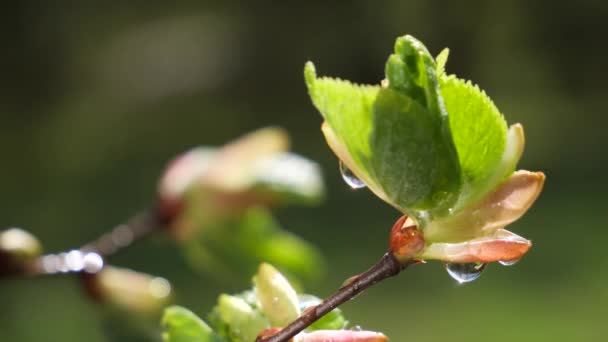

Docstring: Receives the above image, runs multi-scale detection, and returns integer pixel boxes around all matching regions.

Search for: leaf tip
[436,48,450,76]
[304,61,317,89]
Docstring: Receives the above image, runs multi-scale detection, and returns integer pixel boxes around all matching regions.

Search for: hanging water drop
[339,161,366,189]
[445,262,486,283]
[499,259,520,266]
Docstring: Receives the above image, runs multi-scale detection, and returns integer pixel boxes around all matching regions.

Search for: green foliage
[306,36,463,220]
[162,306,223,342]
[161,264,368,342]
[161,128,326,282]
[253,263,301,327]
[306,34,522,220]
[184,207,324,282]
[439,63,511,208]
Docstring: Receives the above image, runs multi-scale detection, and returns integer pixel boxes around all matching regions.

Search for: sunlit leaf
[216,294,269,342]
[162,306,223,342]
[306,35,463,218]
[440,74,514,208]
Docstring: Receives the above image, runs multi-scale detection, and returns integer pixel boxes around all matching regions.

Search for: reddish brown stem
[258,252,412,342]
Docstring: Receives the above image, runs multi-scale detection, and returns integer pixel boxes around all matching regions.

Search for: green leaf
[439,75,515,209]
[253,263,301,327]
[435,48,449,78]
[162,306,223,342]
[183,207,324,283]
[306,35,462,218]
[216,294,269,342]
[304,61,380,191]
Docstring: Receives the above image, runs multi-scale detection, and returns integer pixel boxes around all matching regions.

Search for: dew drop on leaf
[445,262,486,283]
[499,259,520,266]
[339,161,366,189]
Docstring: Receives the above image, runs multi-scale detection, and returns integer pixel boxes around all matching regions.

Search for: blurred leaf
[159,127,324,208]
[162,306,224,342]
[252,152,324,205]
[92,266,173,316]
[253,263,301,327]
[216,294,269,342]
[183,207,325,283]
[93,268,173,342]
[159,128,326,283]
[0,228,42,260]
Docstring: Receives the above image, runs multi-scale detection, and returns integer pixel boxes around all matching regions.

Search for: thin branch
[258,251,413,342]
[1,203,174,278]
[78,207,164,258]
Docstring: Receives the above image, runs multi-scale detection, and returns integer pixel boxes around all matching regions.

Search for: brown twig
[1,203,174,278]
[258,251,413,342]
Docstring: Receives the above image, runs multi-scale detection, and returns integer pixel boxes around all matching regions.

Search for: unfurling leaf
[157,127,326,281]
[306,35,463,219]
[90,266,172,316]
[307,34,545,265]
[216,294,269,342]
[254,263,301,327]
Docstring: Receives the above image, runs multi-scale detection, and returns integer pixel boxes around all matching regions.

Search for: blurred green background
[1,1,607,341]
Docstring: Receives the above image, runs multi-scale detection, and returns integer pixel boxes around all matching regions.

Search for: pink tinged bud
[159,147,216,202]
[0,228,42,260]
[294,330,388,342]
[420,229,531,263]
[159,128,289,203]
[83,266,172,315]
[389,216,425,262]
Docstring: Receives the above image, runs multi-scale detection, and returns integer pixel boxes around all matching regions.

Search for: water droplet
[445,262,486,283]
[82,252,104,273]
[65,250,85,271]
[339,161,366,189]
[350,325,362,331]
[499,259,520,266]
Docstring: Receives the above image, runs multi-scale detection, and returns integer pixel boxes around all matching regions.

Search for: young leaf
[435,48,450,78]
[306,35,463,218]
[162,306,223,342]
[439,69,524,209]
[93,266,173,316]
[183,207,325,283]
[254,263,301,327]
[216,294,269,342]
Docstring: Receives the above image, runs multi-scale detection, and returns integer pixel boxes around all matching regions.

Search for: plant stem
[258,251,412,342]
[2,204,172,278]
[78,207,165,258]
